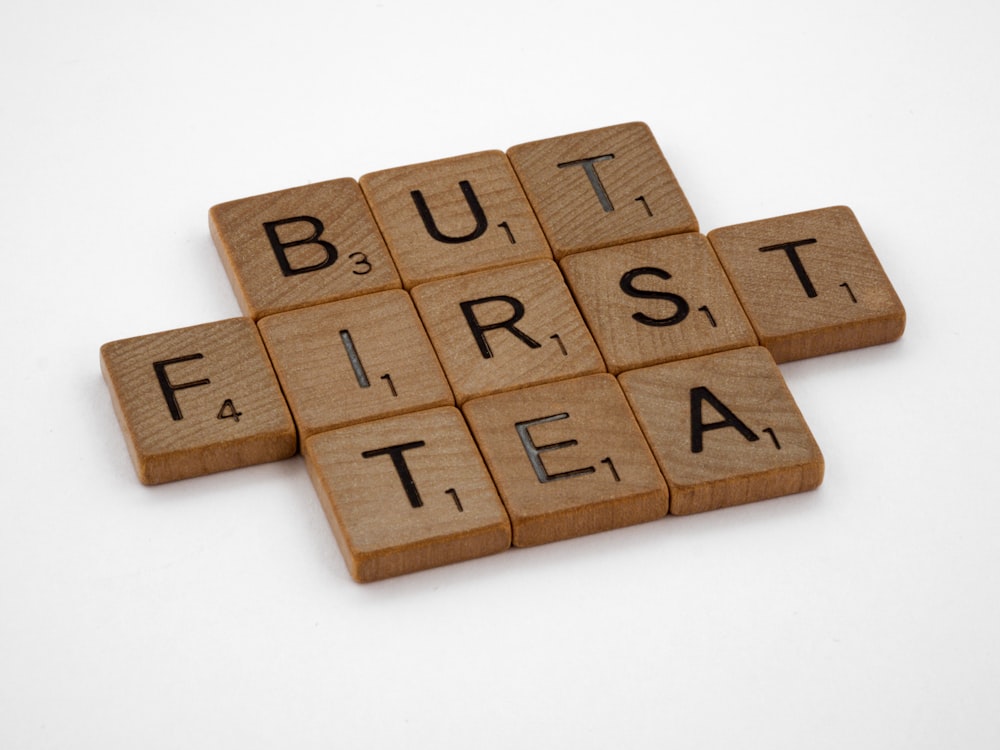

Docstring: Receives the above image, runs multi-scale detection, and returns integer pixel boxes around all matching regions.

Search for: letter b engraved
[262,216,338,277]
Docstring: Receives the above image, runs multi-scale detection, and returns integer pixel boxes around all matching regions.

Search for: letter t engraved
[361,441,427,508]
[557,154,616,212]
[759,238,819,298]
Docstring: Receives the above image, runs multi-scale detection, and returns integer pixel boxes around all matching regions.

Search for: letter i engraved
[340,329,396,397]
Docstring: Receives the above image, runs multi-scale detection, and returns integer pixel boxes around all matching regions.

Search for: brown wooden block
[303,406,511,582]
[256,290,454,441]
[410,259,605,403]
[209,178,401,320]
[100,318,297,485]
[360,150,552,288]
[506,122,698,258]
[707,206,906,362]
[463,374,668,547]
[618,347,823,515]
[560,233,758,374]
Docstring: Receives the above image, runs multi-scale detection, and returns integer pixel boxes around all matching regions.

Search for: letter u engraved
[411,180,489,244]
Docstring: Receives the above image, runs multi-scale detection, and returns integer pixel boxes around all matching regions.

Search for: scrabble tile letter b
[100,318,297,484]
[708,206,906,362]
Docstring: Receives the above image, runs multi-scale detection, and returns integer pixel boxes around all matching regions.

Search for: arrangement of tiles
[100,122,906,582]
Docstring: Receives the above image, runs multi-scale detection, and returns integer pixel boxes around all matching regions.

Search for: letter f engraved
[557,154,616,212]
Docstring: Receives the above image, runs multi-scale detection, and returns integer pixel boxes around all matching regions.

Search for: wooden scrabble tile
[410,259,606,403]
[303,406,511,582]
[463,374,668,547]
[100,318,297,485]
[506,122,698,258]
[360,150,552,288]
[560,233,758,374]
[209,178,401,319]
[707,206,906,362]
[618,347,824,515]
[256,290,454,440]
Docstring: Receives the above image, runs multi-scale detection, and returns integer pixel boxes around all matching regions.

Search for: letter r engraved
[459,295,542,359]
[557,154,616,212]
[152,354,211,421]
[515,413,596,483]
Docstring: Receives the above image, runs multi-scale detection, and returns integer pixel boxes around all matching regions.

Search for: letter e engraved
[411,180,488,244]
[515,413,596,483]
[557,154,616,212]
[619,267,690,327]
[758,238,819,298]
[153,354,211,421]
[262,216,338,277]
[361,441,427,509]
[689,386,759,454]
[459,295,542,359]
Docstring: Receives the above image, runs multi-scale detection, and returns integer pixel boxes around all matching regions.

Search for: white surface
[2,1,998,747]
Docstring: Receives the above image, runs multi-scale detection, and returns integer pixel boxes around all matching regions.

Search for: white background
[2,1,998,747]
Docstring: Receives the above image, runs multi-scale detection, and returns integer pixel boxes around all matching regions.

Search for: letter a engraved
[515,413,596,483]
[459,295,542,359]
[689,386,759,454]
[262,216,338,277]
[361,441,427,509]
[557,154,616,212]
[758,238,819,298]
[152,354,211,421]
[410,180,489,244]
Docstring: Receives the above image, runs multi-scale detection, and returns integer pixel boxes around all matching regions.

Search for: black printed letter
[459,295,542,359]
[758,238,819,298]
[361,441,427,509]
[515,413,595,483]
[689,386,759,453]
[557,154,616,212]
[619,266,690,327]
[411,180,488,244]
[153,354,211,421]
[262,216,338,277]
